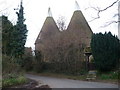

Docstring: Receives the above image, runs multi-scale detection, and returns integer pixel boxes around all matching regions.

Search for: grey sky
[0,0,118,49]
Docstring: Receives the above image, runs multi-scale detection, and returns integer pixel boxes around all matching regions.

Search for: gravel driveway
[25,74,119,88]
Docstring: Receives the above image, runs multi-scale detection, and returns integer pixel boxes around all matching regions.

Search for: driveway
[25,74,119,88]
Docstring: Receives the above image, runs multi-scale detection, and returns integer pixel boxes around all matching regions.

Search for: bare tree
[57,16,67,31]
[86,0,119,26]
[40,29,86,74]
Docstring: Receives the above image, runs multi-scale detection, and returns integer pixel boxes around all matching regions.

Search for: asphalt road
[25,74,119,88]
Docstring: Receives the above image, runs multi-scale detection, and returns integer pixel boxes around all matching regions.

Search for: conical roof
[67,10,93,46]
[35,16,59,45]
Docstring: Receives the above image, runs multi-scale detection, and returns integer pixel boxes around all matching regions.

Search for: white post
[0,16,2,88]
[118,1,120,40]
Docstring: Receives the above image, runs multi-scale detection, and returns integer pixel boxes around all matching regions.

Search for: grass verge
[2,75,27,88]
[95,71,119,84]
[97,71,119,80]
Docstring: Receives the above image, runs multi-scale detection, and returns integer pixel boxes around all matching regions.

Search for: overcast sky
[0,0,118,49]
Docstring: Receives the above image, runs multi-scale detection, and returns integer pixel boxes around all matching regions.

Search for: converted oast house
[35,4,93,62]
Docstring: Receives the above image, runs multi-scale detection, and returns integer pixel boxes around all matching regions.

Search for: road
[25,74,118,88]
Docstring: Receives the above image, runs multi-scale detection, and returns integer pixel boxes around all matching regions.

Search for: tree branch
[86,0,119,22]
[100,20,119,27]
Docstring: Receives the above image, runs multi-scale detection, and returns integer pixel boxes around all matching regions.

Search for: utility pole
[118,1,120,40]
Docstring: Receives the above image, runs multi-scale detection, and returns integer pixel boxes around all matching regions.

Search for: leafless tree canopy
[39,31,86,74]
[57,16,66,31]
[86,0,119,27]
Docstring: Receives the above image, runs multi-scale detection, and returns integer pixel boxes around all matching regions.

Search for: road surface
[25,74,119,88]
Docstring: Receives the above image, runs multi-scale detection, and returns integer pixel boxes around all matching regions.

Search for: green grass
[2,75,27,87]
[97,71,119,80]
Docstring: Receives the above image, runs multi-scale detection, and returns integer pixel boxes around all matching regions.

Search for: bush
[91,32,120,72]
[21,47,33,71]
[2,55,27,87]
[34,50,44,73]
[22,55,33,71]
[2,55,21,79]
